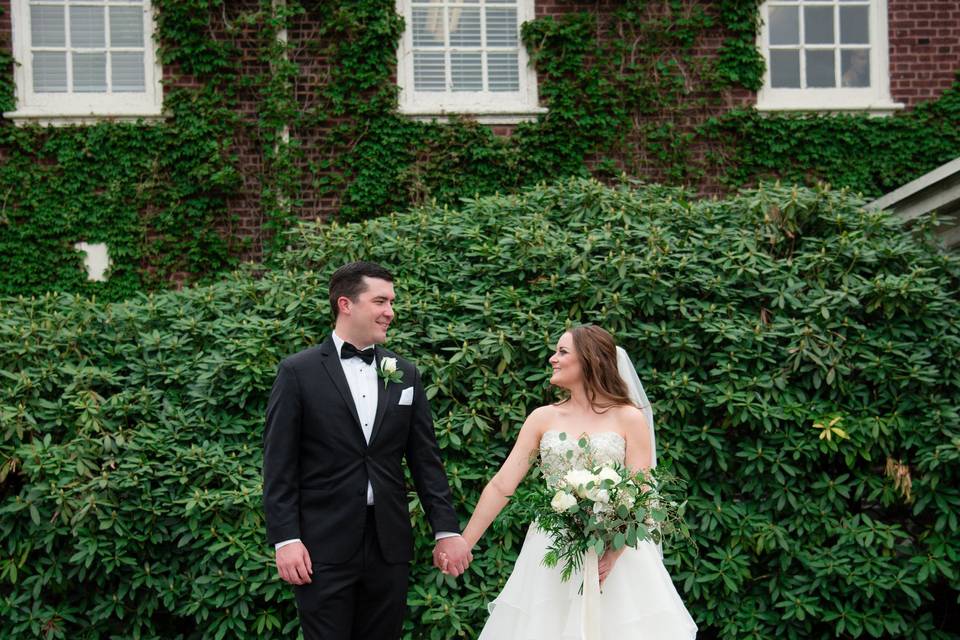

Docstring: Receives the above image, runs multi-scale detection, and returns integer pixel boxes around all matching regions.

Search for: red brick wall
[1,0,958,269]
[889,0,960,105]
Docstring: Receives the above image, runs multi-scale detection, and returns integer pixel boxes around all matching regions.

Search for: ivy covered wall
[0,0,958,299]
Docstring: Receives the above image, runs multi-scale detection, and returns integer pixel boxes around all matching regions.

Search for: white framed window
[396,0,545,123]
[5,0,163,124]
[757,0,901,113]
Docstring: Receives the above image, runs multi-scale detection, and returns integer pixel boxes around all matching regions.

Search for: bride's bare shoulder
[614,404,649,434]
[523,404,559,433]
[528,404,559,421]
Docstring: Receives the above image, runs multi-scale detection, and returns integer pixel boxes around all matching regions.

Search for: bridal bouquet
[529,433,686,582]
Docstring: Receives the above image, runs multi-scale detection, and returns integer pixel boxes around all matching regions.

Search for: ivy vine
[0,0,956,298]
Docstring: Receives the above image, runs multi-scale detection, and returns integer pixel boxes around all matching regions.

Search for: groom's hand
[275,541,313,585]
[433,535,472,577]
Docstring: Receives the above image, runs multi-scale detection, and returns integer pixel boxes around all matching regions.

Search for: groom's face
[340,277,395,345]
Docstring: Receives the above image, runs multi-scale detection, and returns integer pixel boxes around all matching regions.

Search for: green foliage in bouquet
[528,432,688,582]
[1,179,958,639]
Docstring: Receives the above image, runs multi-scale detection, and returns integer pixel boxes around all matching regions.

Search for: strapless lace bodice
[539,431,626,490]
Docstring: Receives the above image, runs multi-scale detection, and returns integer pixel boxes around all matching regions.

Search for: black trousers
[295,507,410,640]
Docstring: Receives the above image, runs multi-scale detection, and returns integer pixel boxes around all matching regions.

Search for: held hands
[275,541,313,585]
[433,535,473,578]
[599,546,626,586]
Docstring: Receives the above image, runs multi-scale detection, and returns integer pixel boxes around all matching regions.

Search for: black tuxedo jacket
[262,336,460,564]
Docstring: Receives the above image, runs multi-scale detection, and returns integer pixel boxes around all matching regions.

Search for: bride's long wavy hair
[556,325,635,413]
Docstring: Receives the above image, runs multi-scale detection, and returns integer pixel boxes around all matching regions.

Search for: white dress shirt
[275,332,456,550]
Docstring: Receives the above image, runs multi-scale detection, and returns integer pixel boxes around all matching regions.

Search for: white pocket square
[398,387,414,406]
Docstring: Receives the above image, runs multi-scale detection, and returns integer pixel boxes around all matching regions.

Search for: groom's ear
[336,295,353,316]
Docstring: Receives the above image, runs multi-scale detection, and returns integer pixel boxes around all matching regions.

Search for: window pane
[488,52,519,91]
[804,6,834,45]
[768,6,799,46]
[769,49,800,88]
[33,51,67,92]
[448,8,480,47]
[840,48,870,87]
[450,51,481,91]
[112,51,145,91]
[31,5,66,47]
[412,7,443,47]
[486,8,517,47]
[110,7,144,47]
[71,6,105,48]
[805,49,835,87]
[73,52,107,91]
[840,6,869,44]
[413,51,445,91]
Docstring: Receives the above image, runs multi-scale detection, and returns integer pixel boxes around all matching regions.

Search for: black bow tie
[341,342,375,365]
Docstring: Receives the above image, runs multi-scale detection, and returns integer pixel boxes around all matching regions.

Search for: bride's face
[549,332,581,389]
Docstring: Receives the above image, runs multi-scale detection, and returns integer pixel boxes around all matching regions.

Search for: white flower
[597,467,621,484]
[592,501,612,519]
[380,357,398,374]
[563,470,598,497]
[585,488,610,504]
[618,492,636,509]
[551,490,577,513]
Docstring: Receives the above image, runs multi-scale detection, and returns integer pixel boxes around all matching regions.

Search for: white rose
[592,501,612,520]
[381,357,398,374]
[551,490,577,513]
[585,487,610,503]
[597,467,621,484]
[563,470,598,497]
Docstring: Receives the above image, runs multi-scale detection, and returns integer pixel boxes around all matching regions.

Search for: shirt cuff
[275,538,301,550]
[435,531,460,540]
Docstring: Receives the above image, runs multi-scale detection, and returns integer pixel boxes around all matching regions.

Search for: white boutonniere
[378,356,403,388]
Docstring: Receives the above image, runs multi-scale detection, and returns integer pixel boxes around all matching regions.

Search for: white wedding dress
[478,431,698,640]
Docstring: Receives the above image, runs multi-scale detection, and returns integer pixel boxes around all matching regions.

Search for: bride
[446,325,697,639]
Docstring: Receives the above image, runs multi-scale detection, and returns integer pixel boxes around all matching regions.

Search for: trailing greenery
[0,0,957,298]
[2,180,958,639]
[701,78,960,198]
[0,0,263,300]
[0,88,242,301]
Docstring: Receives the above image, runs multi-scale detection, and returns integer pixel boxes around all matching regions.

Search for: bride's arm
[623,406,652,475]
[460,408,548,548]
[600,406,653,584]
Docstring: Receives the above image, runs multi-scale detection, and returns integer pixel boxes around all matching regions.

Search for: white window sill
[398,106,548,125]
[756,100,905,117]
[3,110,168,127]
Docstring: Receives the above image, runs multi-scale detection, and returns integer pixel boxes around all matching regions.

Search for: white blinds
[410,0,521,93]
[29,0,147,94]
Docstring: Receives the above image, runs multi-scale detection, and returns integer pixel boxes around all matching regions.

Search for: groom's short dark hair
[329,261,394,319]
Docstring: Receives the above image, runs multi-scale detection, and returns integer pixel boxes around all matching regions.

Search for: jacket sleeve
[405,366,461,535]
[262,361,302,545]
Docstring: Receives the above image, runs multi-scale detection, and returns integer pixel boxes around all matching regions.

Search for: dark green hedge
[1,179,958,639]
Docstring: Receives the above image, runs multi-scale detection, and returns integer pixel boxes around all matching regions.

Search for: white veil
[616,346,664,559]
[615,346,656,469]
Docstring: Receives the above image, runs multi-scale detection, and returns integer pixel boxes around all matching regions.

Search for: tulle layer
[478,525,698,640]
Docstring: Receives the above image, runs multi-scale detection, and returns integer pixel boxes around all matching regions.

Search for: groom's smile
[338,276,396,346]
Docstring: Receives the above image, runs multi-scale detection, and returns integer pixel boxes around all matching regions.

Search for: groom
[262,261,472,639]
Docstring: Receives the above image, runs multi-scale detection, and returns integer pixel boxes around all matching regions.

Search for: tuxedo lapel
[369,347,390,445]
[319,337,365,440]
